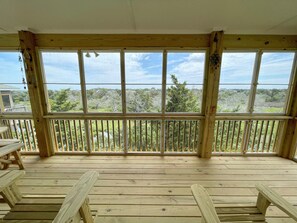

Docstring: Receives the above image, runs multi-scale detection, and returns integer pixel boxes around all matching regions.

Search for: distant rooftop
[0,84,19,91]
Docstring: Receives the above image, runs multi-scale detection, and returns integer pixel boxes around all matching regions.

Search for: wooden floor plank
[1,155,297,222]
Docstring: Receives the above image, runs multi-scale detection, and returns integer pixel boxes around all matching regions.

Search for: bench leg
[0,183,22,208]
[79,197,94,223]
[0,154,11,170]
[12,150,24,170]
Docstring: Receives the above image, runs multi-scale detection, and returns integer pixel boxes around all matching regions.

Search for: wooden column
[279,53,297,159]
[18,31,54,157]
[200,31,224,158]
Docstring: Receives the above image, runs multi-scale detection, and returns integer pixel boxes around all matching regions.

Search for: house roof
[0,0,296,35]
[0,84,19,91]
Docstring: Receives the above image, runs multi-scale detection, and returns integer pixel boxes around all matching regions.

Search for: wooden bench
[1,170,99,223]
[191,184,297,223]
[0,139,20,147]
[0,143,24,170]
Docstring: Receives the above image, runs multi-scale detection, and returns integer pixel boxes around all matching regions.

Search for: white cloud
[125,52,162,84]
[167,52,205,84]
[220,52,256,83]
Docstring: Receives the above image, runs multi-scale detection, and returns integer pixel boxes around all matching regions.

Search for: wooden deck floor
[1,155,297,222]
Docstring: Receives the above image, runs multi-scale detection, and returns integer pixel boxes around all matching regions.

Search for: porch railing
[49,118,201,154]
[212,118,284,154]
[0,116,288,155]
[0,118,39,152]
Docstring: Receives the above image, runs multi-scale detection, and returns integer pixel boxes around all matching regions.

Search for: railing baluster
[272,121,280,153]
[107,120,111,151]
[267,120,275,152]
[230,121,236,152]
[118,120,121,151]
[183,121,186,152]
[13,120,19,140]
[225,121,231,152]
[134,120,137,152]
[251,121,258,152]
[96,120,100,151]
[101,120,105,151]
[90,120,94,151]
[52,120,59,152]
[171,121,175,152]
[57,120,63,151]
[219,121,225,152]
[215,121,220,152]
[129,120,132,151]
[63,120,69,152]
[177,121,181,152]
[24,120,32,152]
[166,121,170,152]
[262,121,269,152]
[156,121,159,151]
[18,120,27,151]
[30,120,37,151]
[150,120,153,151]
[145,120,148,152]
[112,120,115,151]
[188,121,192,152]
[74,120,79,151]
[256,121,264,152]
[139,120,143,151]
[79,120,84,151]
[5,120,13,138]
[193,121,198,152]
[235,121,242,152]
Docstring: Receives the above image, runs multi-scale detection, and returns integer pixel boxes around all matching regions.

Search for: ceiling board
[0,0,296,34]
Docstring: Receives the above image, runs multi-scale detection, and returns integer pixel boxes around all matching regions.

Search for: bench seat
[0,143,24,169]
[1,171,99,223]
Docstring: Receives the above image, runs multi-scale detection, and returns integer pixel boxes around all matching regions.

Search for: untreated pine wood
[18,31,54,157]
[256,183,297,221]
[2,171,98,223]
[52,171,98,223]
[0,143,25,169]
[34,34,210,48]
[0,170,25,208]
[279,53,297,159]
[200,31,224,158]
[1,33,297,49]
[0,34,19,48]
[224,35,297,50]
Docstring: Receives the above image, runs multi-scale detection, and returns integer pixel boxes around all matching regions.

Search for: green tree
[50,88,78,112]
[165,75,199,152]
[166,74,198,112]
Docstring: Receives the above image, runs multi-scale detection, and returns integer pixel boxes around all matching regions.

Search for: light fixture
[85,52,91,58]
[94,51,99,57]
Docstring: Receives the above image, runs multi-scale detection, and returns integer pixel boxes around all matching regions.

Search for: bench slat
[0,143,24,157]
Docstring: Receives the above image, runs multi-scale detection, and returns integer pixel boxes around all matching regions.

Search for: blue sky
[0,51,295,91]
[220,52,295,89]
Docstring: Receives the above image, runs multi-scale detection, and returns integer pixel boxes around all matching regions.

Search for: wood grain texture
[1,155,297,222]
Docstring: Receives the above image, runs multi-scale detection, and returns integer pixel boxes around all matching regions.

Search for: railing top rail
[215,115,291,120]
[0,114,33,119]
[44,114,205,120]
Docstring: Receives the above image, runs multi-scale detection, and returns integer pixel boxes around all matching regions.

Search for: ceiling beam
[0,33,297,49]
[0,34,19,49]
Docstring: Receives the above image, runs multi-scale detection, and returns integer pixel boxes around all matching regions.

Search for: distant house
[0,84,19,112]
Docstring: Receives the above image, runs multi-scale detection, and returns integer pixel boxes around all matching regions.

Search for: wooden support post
[18,31,54,157]
[120,50,128,154]
[279,53,297,159]
[161,50,167,155]
[200,31,224,158]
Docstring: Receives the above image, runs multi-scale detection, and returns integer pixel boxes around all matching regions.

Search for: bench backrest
[53,170,99,223]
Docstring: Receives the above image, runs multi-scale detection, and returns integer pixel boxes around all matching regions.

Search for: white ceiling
[0,0,297,34]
